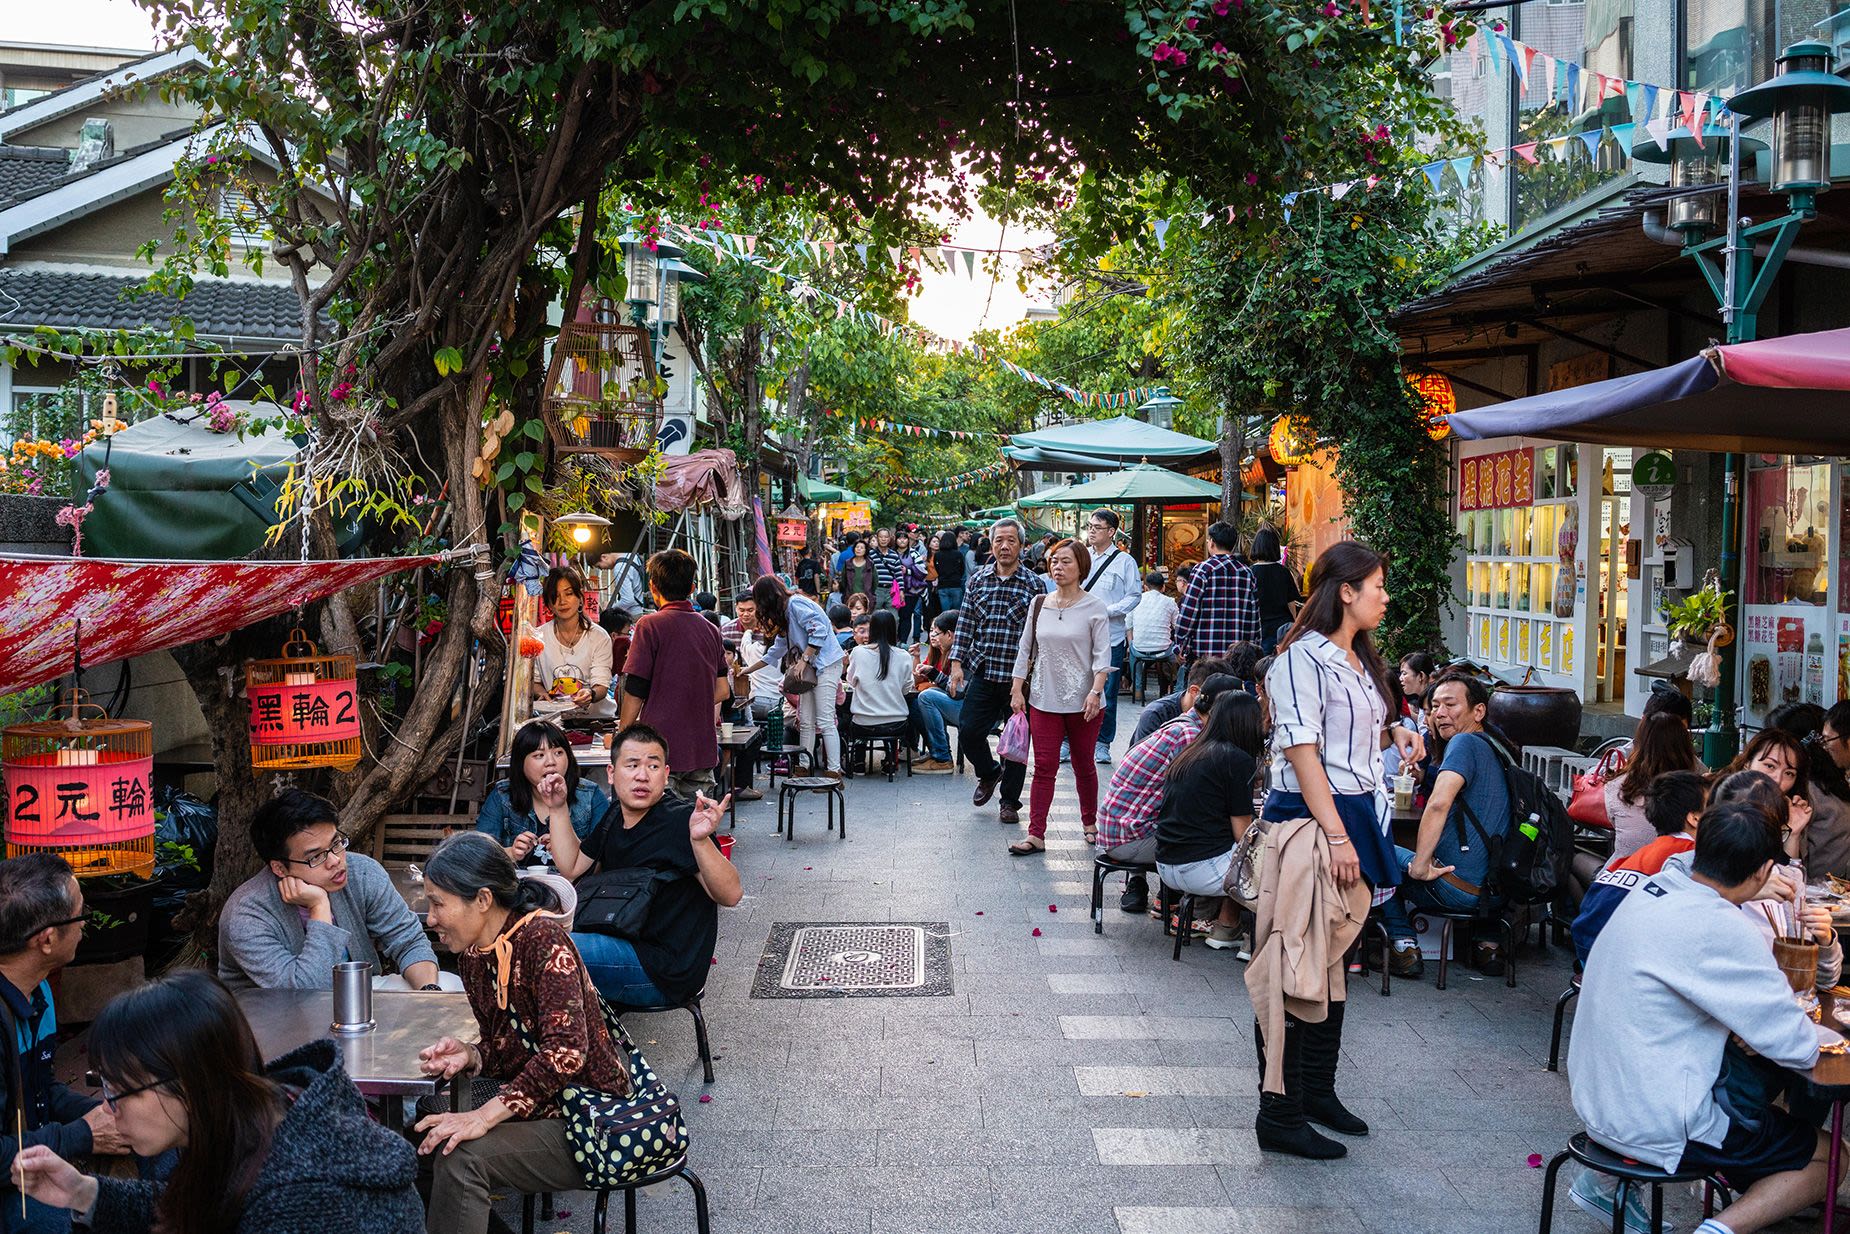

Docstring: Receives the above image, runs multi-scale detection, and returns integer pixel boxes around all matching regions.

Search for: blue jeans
[899,596,924,643]
[910,687,962,761]
[1380,845,1484,941]
[936,586,964,615]
[571,931,669,1006]
[1097,641,1128,746]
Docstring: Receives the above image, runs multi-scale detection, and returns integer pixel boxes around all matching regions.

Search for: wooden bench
[371,814,472,866]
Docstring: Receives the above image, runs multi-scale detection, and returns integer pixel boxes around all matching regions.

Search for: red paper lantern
[4,691,155,878]
[246,629,363,773]
[1408,371,1456,441]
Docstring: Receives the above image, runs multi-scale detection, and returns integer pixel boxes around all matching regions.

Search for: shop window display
[1739,456,1833,725]
[1458,443,1581,678]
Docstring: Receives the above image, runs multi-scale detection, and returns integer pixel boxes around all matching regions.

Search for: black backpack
[1451,736,1573,906]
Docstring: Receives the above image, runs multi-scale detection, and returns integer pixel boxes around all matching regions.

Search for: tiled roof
[0,268,304,343]
[0,146,72,207]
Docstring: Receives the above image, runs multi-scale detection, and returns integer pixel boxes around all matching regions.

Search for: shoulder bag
[1567,747,1626,828]
[572,814,676,939]
[1083,549,1122,592]
[778,603,820,695]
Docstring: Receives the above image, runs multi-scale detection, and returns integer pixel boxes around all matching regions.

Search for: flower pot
[1486,685,1583,752]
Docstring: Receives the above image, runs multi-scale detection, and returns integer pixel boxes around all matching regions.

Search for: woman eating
[1008,538,1112,855]
[414,832,633,1234]
[534,566,614,706]
[474,720,610,866]
[1252,541,1423,1160]
[11,970,423,1233]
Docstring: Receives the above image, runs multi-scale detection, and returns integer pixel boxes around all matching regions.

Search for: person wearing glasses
[13,971,423,1234]
[0,854,130,1232]
[218,789,458,992]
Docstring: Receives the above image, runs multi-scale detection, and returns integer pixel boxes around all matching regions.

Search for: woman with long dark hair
[743,574,844,776]
[1247,525,1301,653]
[534,565,613,705]
[1606,711,1704,861]
[474,720,610,865]
[414,832,632,1234]
[1154,686,1266,950]
[12,971,422,1234]
[1723,728,1816,862]
[909,609,962,771]
[1250,541,1423,1160]
[847,609,911,728]
[1764,701,1850,879]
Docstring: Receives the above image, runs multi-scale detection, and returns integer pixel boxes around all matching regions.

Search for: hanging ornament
[245,629,363,773]
[4,690,155,878]
[1268,416,1316,466]
[1407,371,1457,441]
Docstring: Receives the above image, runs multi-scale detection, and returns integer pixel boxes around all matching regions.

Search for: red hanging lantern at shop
[1408,371,1456,441]
[1268,416,1316,467]
[246,629,363,773]
[4,691,155,878]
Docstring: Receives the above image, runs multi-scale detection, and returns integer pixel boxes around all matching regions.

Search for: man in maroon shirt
[618,549,730,799]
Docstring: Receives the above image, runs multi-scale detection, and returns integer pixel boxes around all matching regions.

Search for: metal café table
[1807,990,1850,1234]
[716,724,761,830]
[232,986,477,1129]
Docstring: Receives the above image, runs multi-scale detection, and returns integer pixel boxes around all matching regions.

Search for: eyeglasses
[84,1071,171,1110]
[285,832,351,869]
[1823,731,1847,748]
[41,912,87,932]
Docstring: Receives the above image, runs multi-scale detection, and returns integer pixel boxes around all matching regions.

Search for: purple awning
[1446,325,1850,454]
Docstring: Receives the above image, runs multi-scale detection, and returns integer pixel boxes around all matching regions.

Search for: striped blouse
[1266,631,1392,797]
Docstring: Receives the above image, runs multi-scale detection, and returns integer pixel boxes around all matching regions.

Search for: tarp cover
[0,553,440,695]
[656,449,748,518]
[1446,325,1850,454]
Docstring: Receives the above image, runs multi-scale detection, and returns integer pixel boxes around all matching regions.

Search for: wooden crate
[372,814,470,866]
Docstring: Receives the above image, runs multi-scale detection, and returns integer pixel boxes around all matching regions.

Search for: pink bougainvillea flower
[1526,1153,1543,1168]
[1213,0,1230,10]
[1048,904,1058,913]
[1185,16,1199,28]
[1323,1,1339,14]
[1245,171,1259,186]
[1031,927,1042,937]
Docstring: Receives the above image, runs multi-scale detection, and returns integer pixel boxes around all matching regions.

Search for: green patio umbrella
[1017,464,1221,505]
[798,474,882,512]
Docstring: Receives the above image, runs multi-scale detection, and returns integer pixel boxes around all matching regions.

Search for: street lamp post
[1663,41,1850,763]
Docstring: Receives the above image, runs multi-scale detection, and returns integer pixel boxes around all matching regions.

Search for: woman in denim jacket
[475,722,609,867]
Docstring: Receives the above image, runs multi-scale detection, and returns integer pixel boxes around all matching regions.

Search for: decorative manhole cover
[752,921,953,999]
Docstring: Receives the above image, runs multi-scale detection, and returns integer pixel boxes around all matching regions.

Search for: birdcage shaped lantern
[541,317,664,463]
[3,691,156,878]
[245,629,363,773]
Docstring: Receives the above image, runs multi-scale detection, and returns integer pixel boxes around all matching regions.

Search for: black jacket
[0,977,98,1181]
[89,1041,423,1234]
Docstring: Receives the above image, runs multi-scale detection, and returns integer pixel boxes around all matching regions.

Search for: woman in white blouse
[1256,541,1423,1161]
[1008,540,1112,855]
[534,566,613,705]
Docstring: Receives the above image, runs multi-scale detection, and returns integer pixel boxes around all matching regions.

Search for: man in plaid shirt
[1096,673,1239,912]
[949,519,1049,825]
[1174,521,1260,662]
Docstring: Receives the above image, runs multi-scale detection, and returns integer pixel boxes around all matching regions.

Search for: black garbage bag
[145,786,218,971]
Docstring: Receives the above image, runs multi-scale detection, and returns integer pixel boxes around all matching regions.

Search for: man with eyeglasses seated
[0,854,130,1232]
[218,789,459,992]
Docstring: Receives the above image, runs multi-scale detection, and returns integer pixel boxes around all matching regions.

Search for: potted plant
[1662,573,1734,652]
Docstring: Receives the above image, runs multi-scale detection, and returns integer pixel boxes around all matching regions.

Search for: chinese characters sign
[248,678,361,746]
[1458,450,1535,511]
[776,520,808,545]
[6,752,154,847]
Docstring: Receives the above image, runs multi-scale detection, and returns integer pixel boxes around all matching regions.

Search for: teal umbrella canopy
[1007,415,1215,460]
[1017,464,1220,505]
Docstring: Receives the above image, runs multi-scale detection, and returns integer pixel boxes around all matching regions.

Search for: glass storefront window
[1685,0,1847,94]
[1512,1,1636,232]
[1745,455,1831,605]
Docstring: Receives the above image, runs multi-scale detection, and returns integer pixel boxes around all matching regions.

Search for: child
[1571,770,1707,967]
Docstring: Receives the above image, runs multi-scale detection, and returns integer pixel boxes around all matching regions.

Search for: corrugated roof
[0,268,304,342]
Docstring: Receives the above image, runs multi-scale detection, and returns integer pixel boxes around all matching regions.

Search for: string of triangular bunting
[665,222,1163,411]
[891,458,1015,498]
[843,415,1009,441]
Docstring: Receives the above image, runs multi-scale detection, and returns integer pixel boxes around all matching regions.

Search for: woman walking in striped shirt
[1252,542,1424,1160]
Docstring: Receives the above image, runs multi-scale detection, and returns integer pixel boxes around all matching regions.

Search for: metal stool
[844,720,912,781]
[608,989,716,1085]
[1090,854,1157,935]
[1158,883,1200,961]
[777,776,845,842]
[1548,976,1580,1072]
[762,743,813,794]
[1409,907,1519,990]
[1537,1130,1731,1234]
[521,1156,712,1234]
[1356,910,1392,997]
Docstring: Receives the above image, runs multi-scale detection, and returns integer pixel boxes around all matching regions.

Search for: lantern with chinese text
[4,692,155,878]
[1407,371,1456,441]
[246,630,363,773]
[1268,416,1315,467]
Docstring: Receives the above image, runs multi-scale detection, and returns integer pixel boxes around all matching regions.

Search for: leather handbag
[781,650,819,696]
[1567,748,1626,828]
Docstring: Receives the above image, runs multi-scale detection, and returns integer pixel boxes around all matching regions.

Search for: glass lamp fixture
[554,510,611,550]
[1729,41,1850,198]
[1136,386,1183,430]
[1632,126,1761,234]
[618,233,657,307]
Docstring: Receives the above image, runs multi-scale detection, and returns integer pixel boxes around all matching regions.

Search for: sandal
[1007,839,1046,856]
[1084,827,1098,845]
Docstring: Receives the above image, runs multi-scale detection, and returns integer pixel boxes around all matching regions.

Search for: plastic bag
[997,712,1031,764]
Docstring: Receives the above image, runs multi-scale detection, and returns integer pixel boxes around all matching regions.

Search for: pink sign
[248,677,361,745]
[5,752,155,846]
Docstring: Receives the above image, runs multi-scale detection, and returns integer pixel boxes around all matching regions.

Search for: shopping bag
[997,712,1031,764]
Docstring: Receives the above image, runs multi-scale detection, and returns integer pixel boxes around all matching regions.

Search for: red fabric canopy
[1712,325,1850,390]
[0,553,443,696]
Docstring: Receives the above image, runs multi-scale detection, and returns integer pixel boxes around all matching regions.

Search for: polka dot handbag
[504,994,688,1188]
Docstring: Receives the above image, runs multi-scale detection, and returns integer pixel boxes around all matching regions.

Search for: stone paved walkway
[501,708,1811,1234]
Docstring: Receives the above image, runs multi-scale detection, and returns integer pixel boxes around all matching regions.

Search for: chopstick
[16,1107,24,1218]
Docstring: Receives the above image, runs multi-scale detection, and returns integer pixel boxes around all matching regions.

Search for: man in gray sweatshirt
[1567,801,1831,1234]
[218,789,450,992]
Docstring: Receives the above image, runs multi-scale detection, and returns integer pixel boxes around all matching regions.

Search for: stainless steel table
[232,987,476,1127]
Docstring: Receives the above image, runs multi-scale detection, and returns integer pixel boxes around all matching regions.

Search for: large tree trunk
[1219,414,1241,522]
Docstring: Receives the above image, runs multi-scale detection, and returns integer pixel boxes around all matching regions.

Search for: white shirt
[846,643,912,724]
[739,630,783,703]
[1127,590,1179,653]
[535,619,614,696]
[1082,546,1142,645]
[1266,631,1389,797]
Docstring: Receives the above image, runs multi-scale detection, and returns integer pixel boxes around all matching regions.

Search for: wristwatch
[420,983,444,992]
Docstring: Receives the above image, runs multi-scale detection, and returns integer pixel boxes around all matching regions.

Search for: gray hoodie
[1567,860,1822,1171]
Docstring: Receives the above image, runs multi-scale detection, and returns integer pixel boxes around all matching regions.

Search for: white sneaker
[1569,1167,1666,1234]
[1094,743,1113,764]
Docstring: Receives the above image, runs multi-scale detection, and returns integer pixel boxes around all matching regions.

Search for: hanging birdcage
[541,318,664,462]
[3,691,155,878]
[246,629,363,773]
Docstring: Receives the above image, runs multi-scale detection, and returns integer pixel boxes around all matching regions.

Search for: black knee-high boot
[1253,1015,1345,1159]
[1299,1000,1368,1135]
